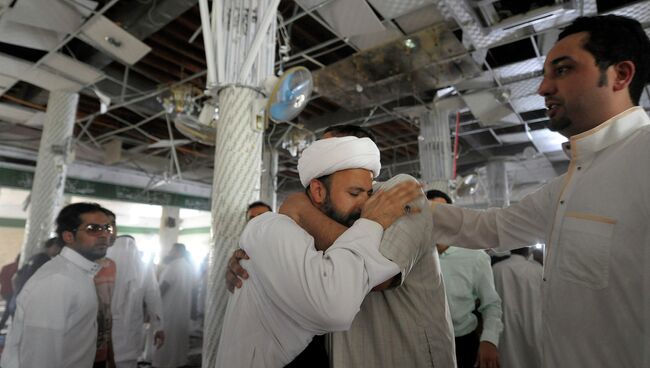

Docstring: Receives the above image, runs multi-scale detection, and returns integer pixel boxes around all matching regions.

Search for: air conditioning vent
[469,0,577,31]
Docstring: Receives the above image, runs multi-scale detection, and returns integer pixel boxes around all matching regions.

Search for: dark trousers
[455,331,480,368]
[285,335,328,368]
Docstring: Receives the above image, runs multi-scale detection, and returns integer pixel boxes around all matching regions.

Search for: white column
[21,91,78,265]
[203,86,263,365]
[260,144,278,210]
[159,206,180,258]
[201,1,279,364]
[486,158,509,208]
[418,107,453,192]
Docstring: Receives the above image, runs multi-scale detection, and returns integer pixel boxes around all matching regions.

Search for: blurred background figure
[492,246,543,368]
[0,254,19,331]
[246,201,272,222]
[108,235,165,368]
[152,243,194,368]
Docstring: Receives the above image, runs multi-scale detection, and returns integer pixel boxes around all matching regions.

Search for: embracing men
[216,136,422,367]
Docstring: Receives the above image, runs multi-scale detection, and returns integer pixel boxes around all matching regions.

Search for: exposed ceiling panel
[494,56,544,83]
[349,20,403,50]
[313,22,480,110]
[604,1,650,21]
[42,53,105,85]
[79,15,152,65]
[0,19,62,51]
[0,74,16,89]
[296,0,384,37]
[394,3,447,34]
[4,0,94,34]
[0,102,36,123]
[0,52,82,92]
[367,0,434,20]
[510,95,545,114]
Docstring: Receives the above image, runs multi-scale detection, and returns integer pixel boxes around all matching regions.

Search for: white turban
[297,136,381,187]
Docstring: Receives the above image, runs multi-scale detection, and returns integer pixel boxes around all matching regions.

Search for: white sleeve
[432,177,562,251]
[474,254,503,346]
[241,214,399,333]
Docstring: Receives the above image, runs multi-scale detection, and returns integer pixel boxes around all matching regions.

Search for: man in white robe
[1,202,113,368]
[429,15,650,367]
[108,235,165,368]
[216,136,422,367]
[492,247,543,368]
[152,243,194,368]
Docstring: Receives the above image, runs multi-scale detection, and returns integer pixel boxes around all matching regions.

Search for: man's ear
[612,60,635,92]
[61,231,75,245]
[308,179,327,205]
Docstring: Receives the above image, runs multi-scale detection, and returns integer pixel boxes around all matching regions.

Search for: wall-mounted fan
[454,173,480,197]
[266,66,313,123]
[174,101,218,146]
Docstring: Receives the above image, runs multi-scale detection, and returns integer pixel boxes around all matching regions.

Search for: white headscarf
[297,136,381,187]
[107,236,142,314]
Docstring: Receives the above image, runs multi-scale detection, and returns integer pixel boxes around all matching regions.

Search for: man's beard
[322,196,360,227]
[547,115,572,132]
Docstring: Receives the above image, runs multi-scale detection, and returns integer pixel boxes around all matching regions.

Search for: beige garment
[329,174,457,368]
[431,107,650,368]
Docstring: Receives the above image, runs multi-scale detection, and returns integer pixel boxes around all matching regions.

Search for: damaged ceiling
[0,0,649,205]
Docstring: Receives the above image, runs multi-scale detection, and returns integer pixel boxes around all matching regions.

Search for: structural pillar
[200,0,279,364]
[159,206,180,258]
[260,144,278,210]
[418,107,453,193]
[204,86,264,365]
[21,91,78,265]
[486,158,510,208]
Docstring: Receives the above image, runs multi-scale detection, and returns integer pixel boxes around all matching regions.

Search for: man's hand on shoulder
[225,249,249,293]
[361,181,422,229]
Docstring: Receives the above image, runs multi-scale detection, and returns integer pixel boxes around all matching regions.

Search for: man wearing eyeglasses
[1,202,115,368]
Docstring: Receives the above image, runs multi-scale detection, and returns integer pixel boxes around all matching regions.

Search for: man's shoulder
[244,213,306,238]
[241,213,311,252]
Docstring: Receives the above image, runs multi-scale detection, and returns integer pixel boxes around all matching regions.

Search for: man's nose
[537,76,555,96]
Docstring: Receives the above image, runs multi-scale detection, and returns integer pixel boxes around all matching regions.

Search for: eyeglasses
[74,223,115,236]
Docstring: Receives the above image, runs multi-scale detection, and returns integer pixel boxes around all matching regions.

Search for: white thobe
[1,247,101,368]
[431,107,650,367]
[107,236,164,365]
[216,213,399,368]
[152,256,194,368]
[492,254,543,368]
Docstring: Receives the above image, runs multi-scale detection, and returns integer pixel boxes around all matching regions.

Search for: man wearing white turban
[216,136,422,368]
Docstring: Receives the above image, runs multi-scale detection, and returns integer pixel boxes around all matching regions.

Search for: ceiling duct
[469,0,578,32]
[312,22,480,111]
[461,88,519,127]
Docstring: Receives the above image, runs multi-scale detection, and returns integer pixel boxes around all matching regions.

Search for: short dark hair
[559,15,650,104]
[324,124,376,143]
[44,237,63,249]
[102,208,116,222]
[247,201,272,212]
[425,189,452,204]
[55,202,109,239]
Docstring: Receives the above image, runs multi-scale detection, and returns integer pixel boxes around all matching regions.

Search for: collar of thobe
[60,247,102,276]
[561,106,650,163]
